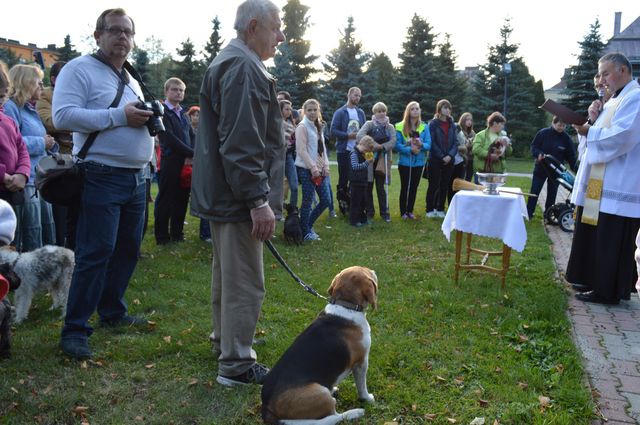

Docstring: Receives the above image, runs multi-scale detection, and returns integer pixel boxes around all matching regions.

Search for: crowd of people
[0,0,639,392]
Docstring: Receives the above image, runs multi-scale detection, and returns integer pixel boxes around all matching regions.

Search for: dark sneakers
[61,338,92,360]
[575,291,619,305]
[216,363,270,387]
[99,315,149,328]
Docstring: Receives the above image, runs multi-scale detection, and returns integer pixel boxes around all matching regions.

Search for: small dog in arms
[0,245,74,324]
[261,266,378,424]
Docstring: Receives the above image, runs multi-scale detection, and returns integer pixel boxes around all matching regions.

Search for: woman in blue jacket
[426,99,457,218]
[395,101,431,219]
[4,64,57,251]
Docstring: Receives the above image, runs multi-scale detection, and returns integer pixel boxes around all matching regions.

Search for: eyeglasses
[103,27,135,38]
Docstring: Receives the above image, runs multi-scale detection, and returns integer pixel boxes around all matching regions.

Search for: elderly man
[191,0,285,387]
[53,8,154,359]
[567,52,640,305]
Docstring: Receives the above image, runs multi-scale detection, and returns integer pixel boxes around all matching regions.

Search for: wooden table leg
[465,233,472,265]
[501,244,512,291]
[454,230,463,285]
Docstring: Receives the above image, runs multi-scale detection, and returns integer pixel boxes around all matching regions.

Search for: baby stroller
[540,154,575,233]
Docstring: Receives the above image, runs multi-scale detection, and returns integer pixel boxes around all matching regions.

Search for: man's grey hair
[234,0,280,33]
[600,52,632,74]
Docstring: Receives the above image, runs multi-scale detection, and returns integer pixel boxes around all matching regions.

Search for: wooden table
[441,188,528,290]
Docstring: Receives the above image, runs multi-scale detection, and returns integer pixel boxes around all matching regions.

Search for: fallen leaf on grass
[73,406,89,414]
[80,361,88,369]
[188,379,198,387]
[424,413,436,421]
[145,363,155,369]
[446,418,457,423]
[135,415,144,421]
[383,422,398,425]
[43,384,53,395]
[517,381,528,390]
[518,334,528,342]
[436,375,447,383]
[493,420,500,425]
[10,387,18,394]
[479,399,489,407]
[163,336,172,344]
[133,299,141,305]
[555,364,564,373]
[470,418,485,425]
[494,367,502,373]
[538,395,551,409]
[411,404,417,411]
[454,378,464,385]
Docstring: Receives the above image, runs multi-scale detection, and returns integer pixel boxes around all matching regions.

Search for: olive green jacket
[472,128,512,173]
[191,39,285,222]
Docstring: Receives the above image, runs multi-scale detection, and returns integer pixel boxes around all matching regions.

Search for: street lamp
[502,62,512,119]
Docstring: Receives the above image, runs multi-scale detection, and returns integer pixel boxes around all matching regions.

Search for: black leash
[264,240,327,300]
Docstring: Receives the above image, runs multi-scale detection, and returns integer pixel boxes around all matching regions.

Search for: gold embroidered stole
[581,94,624,226]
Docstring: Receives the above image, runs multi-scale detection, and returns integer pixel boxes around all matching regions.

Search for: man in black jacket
[154,77,195,244]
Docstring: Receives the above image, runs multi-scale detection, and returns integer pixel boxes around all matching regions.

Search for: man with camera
[154,78,194,245]
[52,8,154,360]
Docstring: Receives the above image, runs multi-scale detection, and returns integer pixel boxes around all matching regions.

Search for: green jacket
[191,39,285,222]
[472,128,512,173]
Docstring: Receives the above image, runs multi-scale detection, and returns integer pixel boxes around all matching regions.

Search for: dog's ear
[327,272,341,296]
[360,269,378,310]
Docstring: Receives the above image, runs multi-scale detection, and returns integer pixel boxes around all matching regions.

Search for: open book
[539,99,587,125]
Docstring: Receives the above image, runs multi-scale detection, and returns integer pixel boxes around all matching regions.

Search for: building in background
[0,38,58,67]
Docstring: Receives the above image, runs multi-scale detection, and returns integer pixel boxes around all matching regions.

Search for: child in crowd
[349,136,375,227]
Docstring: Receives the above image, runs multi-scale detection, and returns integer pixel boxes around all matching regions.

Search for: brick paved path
[536,183,640,424]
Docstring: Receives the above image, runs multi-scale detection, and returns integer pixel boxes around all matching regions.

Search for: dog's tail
[279,409,365,425]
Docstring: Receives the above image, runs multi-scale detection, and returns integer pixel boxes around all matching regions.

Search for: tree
[271,0,318,106]
[203,16,224,64]
[57,35,81,62]
[433,34,467,114]
[562,20,605,115]
[364,53,395,108]
[174,38,204,107]
[131,47,150,84]
[471,19,545,157]
[389,14,437,122]
[320,16,370,120]
[139,37,172,98]
[0,48,19,68]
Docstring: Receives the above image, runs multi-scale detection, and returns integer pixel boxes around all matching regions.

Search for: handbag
[36,53,153,205]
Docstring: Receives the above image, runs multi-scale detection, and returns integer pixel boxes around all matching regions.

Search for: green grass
[0,171,594,424]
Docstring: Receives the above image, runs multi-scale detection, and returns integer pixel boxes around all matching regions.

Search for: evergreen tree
[0,48,19,68]
[563,20,605,114]
[139,36,171,98]
[433,34,467,117]
[271,0,318,106]
[471,19,545,157]
[131,47,150,84]
[174,38,204,107]
[390,14,437,122]
[364,53,395,109]
[203,16,224,64]
[320,16,370,120]
[57,35,81,62]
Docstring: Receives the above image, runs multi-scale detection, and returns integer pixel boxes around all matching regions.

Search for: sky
[2,1,638,90]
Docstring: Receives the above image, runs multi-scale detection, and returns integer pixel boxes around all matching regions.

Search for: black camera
[136,100,165,136]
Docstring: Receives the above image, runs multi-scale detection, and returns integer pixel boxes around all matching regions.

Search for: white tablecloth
[441,188,528,252]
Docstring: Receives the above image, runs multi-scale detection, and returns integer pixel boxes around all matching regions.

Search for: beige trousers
[210,221,265,376]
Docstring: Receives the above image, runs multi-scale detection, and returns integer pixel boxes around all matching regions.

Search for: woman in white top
[295,99,331,241]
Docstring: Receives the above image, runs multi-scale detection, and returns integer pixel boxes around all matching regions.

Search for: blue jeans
[62,162,146,340]
[284,151,299,208]
[13,185,55,251]
[297,167,331,236]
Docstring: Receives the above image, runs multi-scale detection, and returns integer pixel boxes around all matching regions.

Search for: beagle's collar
[329,297,363,312]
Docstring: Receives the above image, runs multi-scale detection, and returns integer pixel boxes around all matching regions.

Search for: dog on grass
[0,245,74,324]
[283,203,303,245]
[0,263,21,358]
[261,266,378,425]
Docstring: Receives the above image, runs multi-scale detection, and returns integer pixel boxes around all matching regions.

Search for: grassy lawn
[0,170,594,424]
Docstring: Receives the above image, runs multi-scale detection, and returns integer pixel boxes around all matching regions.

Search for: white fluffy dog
[0,245,74,324]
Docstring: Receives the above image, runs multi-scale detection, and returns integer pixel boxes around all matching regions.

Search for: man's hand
[250,205,276,241]
[573,123,590,137]
[124,102,153,128]
[588,100,602,122]
[348,131,357,140]
[443,155,452,165]
[5,174,26,192]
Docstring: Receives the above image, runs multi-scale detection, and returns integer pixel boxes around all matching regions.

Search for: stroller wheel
[544,205,561,225]
[559,208,574,232]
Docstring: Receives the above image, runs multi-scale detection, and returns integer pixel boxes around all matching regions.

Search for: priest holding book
[566,52,640,305]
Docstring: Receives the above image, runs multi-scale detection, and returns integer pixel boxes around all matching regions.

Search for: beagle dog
[261,266,378,425]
